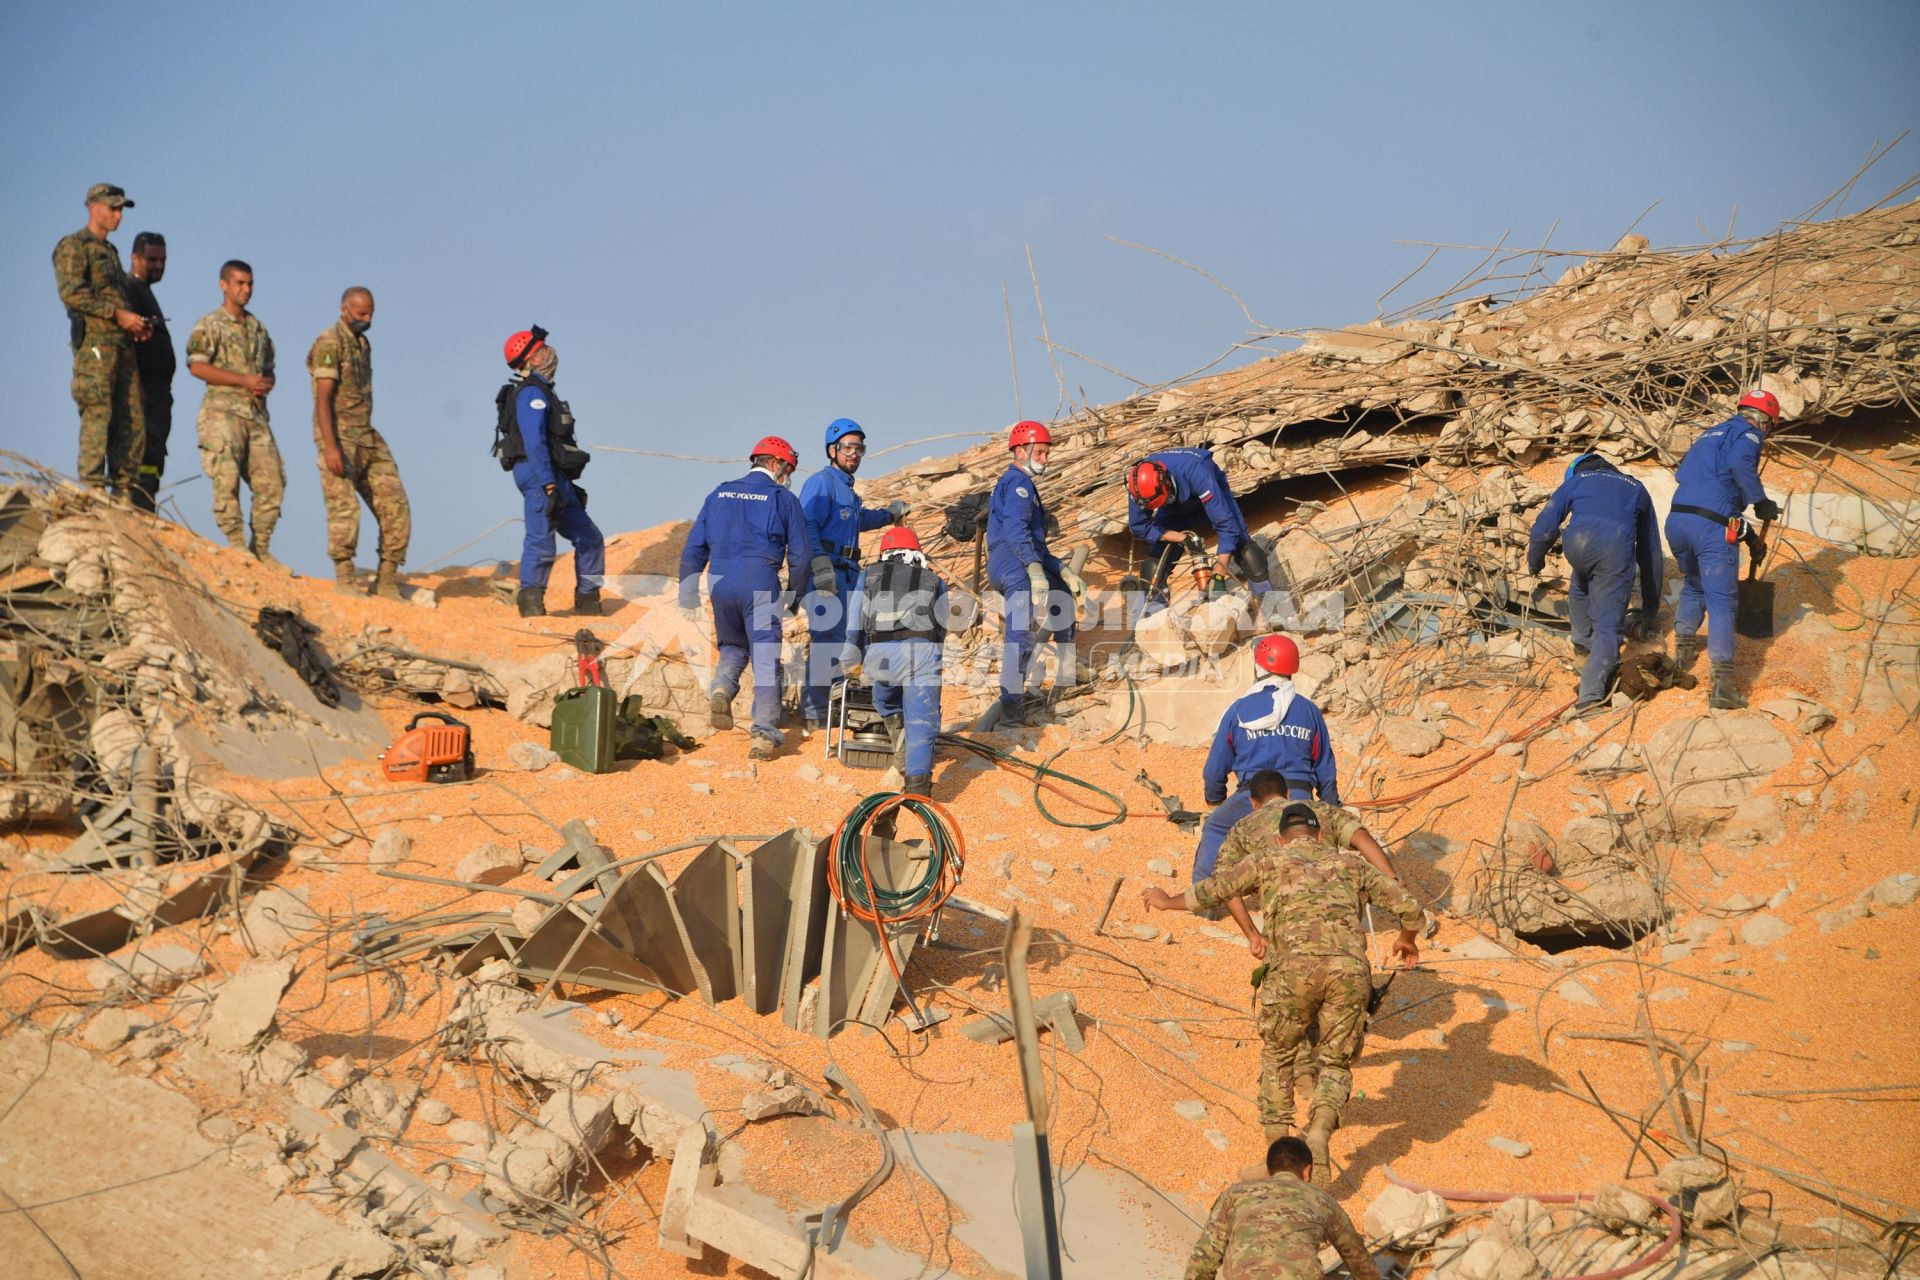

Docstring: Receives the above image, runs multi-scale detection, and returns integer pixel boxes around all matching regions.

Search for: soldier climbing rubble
[1144,796,1421,1180]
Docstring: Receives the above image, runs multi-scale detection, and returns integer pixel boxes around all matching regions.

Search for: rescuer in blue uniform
[799,418,907,732]
[679,436,818,758]
[843,524,947,797]
[1125,448,1278,612]
[1664,390,1783,710]
[1528,453,1664,711]
[1193,634,1339,882]
[497,327,605,618]
[987,420,1084,726]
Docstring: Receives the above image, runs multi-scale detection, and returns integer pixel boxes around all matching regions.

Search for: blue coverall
[799,464,892,725]
[1664,416,1768,663]
[1528,462,1663,705]
[986,463,1074,712]
[678,468,812,740]
[1191,686,1339,882]
[1128,448,1267,602]
[512,373,605,593]
[845,560,948,779]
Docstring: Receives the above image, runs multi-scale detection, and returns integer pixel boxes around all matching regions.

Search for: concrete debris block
[87,945,207,996]
[506,741,561,771]
[1556,980,1602,1008]
[740,1083,822,1122]
[348,1075,414,1134]
[1655,1155,1726,1194]
[484,1090,617,1206]
[511,898,548,934]
[1187,595,1247,657]
[1131,606,1193,671]
[1030,859,1055,881]
[689,781,714,795]
[1364,1184,1450,1246]
[1591,1183,1659,1230]
[1205,1128,1230,1151]
[1485,1136,1533,1159]
[417,1098,454,1126]
[455,842,523,885]
[1691,1178,1743,1226]
[1738,913,1791,946]
[1441,1233,1544,1280]
[658,1126,715,1259]
[205,960,294,1053]
[1869,873,1920,909]
[369,827,412,866]
[81,1007,135,1050]
[239,885,323,957]
[1643,713,1792,835]
[1382,716,1445,758]
[1173,1099,1208,1123]
[1130,924,1160,941]
[1449,935,1512,961]
[1817,902,1870,933]
[1146,858,1175,876]
[1578,743,1631,774]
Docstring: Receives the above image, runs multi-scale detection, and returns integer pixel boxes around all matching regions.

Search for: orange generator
[380,711,475,784]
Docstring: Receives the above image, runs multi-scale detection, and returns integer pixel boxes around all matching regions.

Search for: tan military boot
[372,560,404,601]
[333,560,361,592]
[249,537,287,572]
[1304,1105,1338,1188]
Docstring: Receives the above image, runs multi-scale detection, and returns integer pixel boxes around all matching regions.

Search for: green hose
[934,732,1130,831]
[830,793,963,920]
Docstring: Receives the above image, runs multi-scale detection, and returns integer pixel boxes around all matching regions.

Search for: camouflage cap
[85,183,134,209]
[1278,802,1320,830]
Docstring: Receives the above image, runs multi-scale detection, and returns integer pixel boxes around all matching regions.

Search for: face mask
[1027,459,1048,476]
[347,319,371,336]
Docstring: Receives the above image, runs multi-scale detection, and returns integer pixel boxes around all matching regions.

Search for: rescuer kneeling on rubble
[1665,390,1783,710]
[1145,799,1421,1177]
[1124,448,1282,617]
[1527,452,1663,712]
[1192,635,1338,885]
[1186,1136,1380,1280]
[843,525,948,798]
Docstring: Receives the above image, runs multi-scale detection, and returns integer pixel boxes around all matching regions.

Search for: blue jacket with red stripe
[1127,448,1252,555]
[1203,686,1339,805]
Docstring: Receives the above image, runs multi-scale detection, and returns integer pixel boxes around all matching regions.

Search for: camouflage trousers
[1256,955,1370,1130]
[197,407,284,545]
[71,337,146,490]
[314,422,411,565]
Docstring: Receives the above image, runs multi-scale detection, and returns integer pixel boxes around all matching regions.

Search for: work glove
[1526,555,1546,577]
[1025,562,1050,606]
[809,555,838,598]
[1624,609,1659,642]
[887,500,908,524]
[544,486,562,521]
[842,661,864,683]
[1061,565,1086,600]
[1752,497,1781,523]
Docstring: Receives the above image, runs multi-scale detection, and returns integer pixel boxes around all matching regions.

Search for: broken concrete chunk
[740,1083,822,1122]
[1738,913,1790,946]
[416,1098,454,1126]
[204,960,294,1053]
[1365,1183,1450,1246]
[369,827,412,866]
[81,1007,135,1051]
[484,1089,617,1207]
[455,843,523,885]
[239,885,324,957]
[506,741,561,772]
[1869,873,1920,909]
[1591,1182,1659,1230]
[1030,859,1055,881]
[1146,858,1175,876]
[1172,1099,1208,1123]
[1654,1154,1725,1193]
[1441,1232,1544,1280]
[1485,1135,1532,1158]
[1382,717,1445,758]
[87,945,206,996]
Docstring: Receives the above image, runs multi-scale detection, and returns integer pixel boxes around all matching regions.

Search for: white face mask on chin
[1025,458,1048,476]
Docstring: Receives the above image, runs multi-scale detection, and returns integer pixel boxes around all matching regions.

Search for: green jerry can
[550,628,615,773]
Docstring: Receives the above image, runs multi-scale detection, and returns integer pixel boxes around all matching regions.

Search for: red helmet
[879,526,922,554]
[1008,420,1052,450]
[1126,459,1174,510]
[750,436,798,468]
[1253,634,1300,676]
[1736,390,1781,423]
[503,327,547,369]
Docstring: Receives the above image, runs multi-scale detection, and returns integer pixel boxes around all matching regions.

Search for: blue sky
[3,2,1915,577]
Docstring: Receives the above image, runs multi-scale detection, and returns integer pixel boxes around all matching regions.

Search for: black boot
[1708,661,1744,710]
[903,773,932,798]
[516,586,546,618]
[1674,635,1700,675]
[709,690,735,731]
[571,589,603,617]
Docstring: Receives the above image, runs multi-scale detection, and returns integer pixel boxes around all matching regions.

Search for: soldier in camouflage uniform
[1144,800,1420,1184]
[308,287,410,599]
[187,260,284,566]
[1213,769,1406,1120]
[51,184,149,493]
[1187,1137,1379,1280]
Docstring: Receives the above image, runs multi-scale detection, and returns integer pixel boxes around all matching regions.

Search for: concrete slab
[0,1031,394,1279]
[815,835,925,1037]
[661,838,740,1005]
[509,897,671,996]
[774,831,831,1030]
[589,861,703,996]
[738,830,818,1014]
